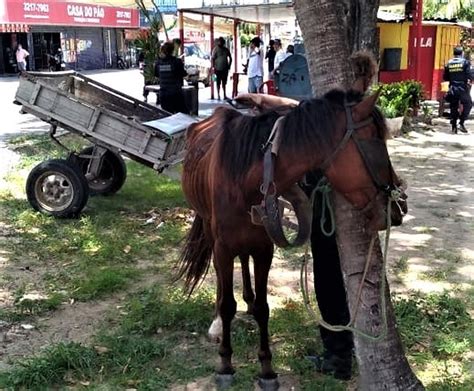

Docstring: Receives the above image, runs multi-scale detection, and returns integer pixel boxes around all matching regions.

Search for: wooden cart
[14,71,197,217]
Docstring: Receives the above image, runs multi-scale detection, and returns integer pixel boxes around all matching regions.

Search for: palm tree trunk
[293,0,353,95]
[332,192,424,390]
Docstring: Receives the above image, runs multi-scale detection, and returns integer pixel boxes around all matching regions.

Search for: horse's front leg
[213,241,237,383]
[240,254,255,314]
[252,243,278,389]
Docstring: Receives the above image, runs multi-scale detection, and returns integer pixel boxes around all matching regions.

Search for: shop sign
[3,0,139,28]
[156,0,177,14]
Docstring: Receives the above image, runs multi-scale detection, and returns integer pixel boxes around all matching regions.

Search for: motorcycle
[47,52,66,72]
[117,53,129,70]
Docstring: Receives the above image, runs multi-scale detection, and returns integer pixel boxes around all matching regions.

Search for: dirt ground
[0,117,473,386]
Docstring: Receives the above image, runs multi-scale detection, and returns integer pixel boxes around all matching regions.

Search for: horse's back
[183,107,241,216]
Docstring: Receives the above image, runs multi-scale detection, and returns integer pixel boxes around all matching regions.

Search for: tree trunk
[332,192,424,390]
[293,0,353,95]
[294,0,380,95]
[294,0,424,388]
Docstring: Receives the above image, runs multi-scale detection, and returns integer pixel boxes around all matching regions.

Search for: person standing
[173,38,184,60]
[155,41,188,114]
[272,39,288,75]
[443,46,472,134]
[246,37,263,93]
[265,39,276,75]
[212,37,232,100]
[16,44,29,73]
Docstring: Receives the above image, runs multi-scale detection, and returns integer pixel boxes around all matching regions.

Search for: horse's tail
[176,214,213,295]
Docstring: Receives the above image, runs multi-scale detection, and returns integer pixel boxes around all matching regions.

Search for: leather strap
[320,101,373,171]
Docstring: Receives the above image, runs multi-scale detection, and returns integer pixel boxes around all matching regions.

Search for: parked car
[183,43,211,87]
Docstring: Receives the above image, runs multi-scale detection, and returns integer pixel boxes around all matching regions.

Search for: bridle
[252,99,405,247]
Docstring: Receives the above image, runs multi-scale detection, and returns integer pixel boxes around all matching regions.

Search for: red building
[0,0,139,74]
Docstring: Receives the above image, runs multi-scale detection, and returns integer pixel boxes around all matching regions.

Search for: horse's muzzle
[366,188,408,232]
[390,190,408,227]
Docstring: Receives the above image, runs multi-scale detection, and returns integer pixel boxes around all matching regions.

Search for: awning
[0,24,30,33]
[179,3,293,24]
[179,0,409,24]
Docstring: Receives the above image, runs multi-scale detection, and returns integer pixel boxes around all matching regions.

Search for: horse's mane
[219,89,387,181]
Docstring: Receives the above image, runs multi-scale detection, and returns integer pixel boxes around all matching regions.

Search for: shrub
[375,80,424,118]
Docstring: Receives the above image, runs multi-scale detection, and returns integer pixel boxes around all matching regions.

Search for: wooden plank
[94,115,167,160]
[139,132,152,154]
[73,80,163,122]
[29,83,42,105]
[88,109,101,133]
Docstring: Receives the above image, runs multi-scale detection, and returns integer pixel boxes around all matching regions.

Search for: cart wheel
[26,159,89,218]
[77,146,127,196]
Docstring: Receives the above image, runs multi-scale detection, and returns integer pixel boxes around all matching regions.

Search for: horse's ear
[352,90,380,121]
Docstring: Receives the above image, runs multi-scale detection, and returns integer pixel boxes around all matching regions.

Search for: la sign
[414,37,433,48]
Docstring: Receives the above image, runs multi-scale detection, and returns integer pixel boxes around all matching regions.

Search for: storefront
[0,0,139,74]
[378,20,463,100]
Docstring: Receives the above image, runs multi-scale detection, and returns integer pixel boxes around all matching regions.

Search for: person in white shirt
[272,39,288,75]
[246,37,264,93]
[16,44,29,72]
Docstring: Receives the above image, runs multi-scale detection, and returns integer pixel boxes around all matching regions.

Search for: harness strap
[254,116,312,248]
[319,101,373,171]
[261,116,285,196]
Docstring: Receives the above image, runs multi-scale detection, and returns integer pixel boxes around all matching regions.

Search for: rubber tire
[26,159,89,218]
[77,146,127,196]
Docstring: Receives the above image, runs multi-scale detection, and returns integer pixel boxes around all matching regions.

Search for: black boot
[307,350,353,380]
[451,122,458,134]
[459,123,468,133]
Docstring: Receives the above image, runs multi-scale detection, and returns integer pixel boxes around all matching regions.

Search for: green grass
[392,255,409,274]
[0,133,186,318]
[394,291,472,355]
[393,291,474,389]
[0,286,350,390]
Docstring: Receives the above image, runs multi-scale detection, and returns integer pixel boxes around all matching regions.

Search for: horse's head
[324,92,407,232]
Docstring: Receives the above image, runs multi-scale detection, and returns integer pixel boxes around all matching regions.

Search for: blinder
[344,101,407,227]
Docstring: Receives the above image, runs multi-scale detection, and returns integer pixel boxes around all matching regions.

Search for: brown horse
[178,87,404,388]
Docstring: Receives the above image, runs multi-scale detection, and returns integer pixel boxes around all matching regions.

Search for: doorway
[32,32,60,70]
[0,33,28,74]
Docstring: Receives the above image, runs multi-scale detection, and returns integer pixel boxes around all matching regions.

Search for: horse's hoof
[215,373,234,389]
[257,377,279,390]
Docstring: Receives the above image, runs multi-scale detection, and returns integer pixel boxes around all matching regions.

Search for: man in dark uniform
[155,41,188,114]
[265,39,276,75]
[212,37,232,100]
[443,46,472,134]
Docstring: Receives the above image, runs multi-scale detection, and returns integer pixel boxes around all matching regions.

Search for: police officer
[155,41,188,114]
[443,47,472,134]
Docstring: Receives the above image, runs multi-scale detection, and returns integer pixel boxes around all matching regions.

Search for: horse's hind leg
[240,254,255,314]
[209,254,254,344]
[208,283,223,343]
[213,241,237,378]
[252,243,278,387]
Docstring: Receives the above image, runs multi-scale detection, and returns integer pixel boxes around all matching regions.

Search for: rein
[300,194,399,341]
